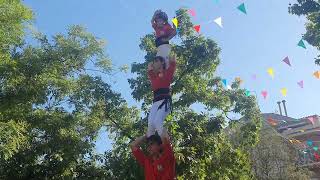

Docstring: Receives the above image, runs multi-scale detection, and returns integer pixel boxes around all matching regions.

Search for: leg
[147,102,159,137]
[156,44,171,69]
[153,100,171,137]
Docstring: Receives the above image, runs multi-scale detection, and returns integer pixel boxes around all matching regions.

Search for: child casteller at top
[151,10,177,69]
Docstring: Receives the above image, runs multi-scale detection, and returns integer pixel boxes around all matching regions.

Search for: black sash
[155,37,169,47]
[153,88,172,112]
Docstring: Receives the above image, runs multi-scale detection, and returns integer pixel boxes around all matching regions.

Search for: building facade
[261,101,320,178]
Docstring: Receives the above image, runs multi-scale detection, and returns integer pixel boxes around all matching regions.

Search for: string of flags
[172,2,319,100]
[171,2,247,33]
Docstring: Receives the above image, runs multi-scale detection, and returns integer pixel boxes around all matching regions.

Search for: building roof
[261,113,300,126]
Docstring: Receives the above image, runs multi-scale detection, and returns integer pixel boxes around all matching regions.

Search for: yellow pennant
[267,68,274,79]
[280,88,287,97]
[172,18,178,28]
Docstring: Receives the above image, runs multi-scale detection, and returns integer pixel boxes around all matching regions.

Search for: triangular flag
[298,39,306,49]
[282,56,291,66]
[214,17,223,28]
[308,117,315,125]
[237,3,247,14]
[245,90,250,96]
[307,140,313,146]
[267,68,274,79]
[194,25,200,33]
[172,18,178,28]
[267,117,278,126]
[261,91,268,99]
[280,88,287,97]
[315,152,320,160]
[297,80,304,88]
[314,146,319,151]
[213,0,219,3]
[235,77,243,84]
[314,71,320,79]
[188,9,196,17]
[222,79,227,86]
[176,28,180,36]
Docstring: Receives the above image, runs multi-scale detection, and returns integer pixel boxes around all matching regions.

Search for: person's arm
[130,135,147,167]
[130,135,147,151]
[160,128,171,145]
[161,25,177,42]
[166,56,176,79]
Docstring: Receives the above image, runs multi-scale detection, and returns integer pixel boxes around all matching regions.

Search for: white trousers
[147,99,171,137]
[156,44,171,69]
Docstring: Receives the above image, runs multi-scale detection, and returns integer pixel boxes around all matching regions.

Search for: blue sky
[24,0,320,152]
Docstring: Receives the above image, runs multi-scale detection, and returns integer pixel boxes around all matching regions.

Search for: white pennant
[214,17,223,28]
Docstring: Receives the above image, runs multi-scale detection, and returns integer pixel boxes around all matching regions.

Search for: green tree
[249,122,311,180]
[0,0,32,160]
[0,1,137,179]
[289,0,320,65]
[103,9,262,179]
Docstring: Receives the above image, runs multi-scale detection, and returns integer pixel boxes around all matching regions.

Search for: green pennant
[245,90,250,96]
[237,3,247,14]
[298,39,306,49]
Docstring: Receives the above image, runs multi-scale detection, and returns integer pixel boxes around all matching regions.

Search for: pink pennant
[308,117,315,125]
[261,91,268,99]
[282,56,291,66]
[188,9,196,17]
[297,80,304,88]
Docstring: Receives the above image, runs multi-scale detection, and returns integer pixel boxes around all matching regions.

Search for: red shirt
[148,61,176,92]
[152,23,175,38]
[132,142,176,180]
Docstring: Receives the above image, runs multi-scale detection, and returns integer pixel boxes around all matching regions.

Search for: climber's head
[153,56,166,73]
[155,11,168,28]
[147,134,162,155]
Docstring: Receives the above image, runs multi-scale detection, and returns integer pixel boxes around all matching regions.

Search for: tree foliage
[289,0,320,65]
[0,0,137,179]
[250,123,311,180]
